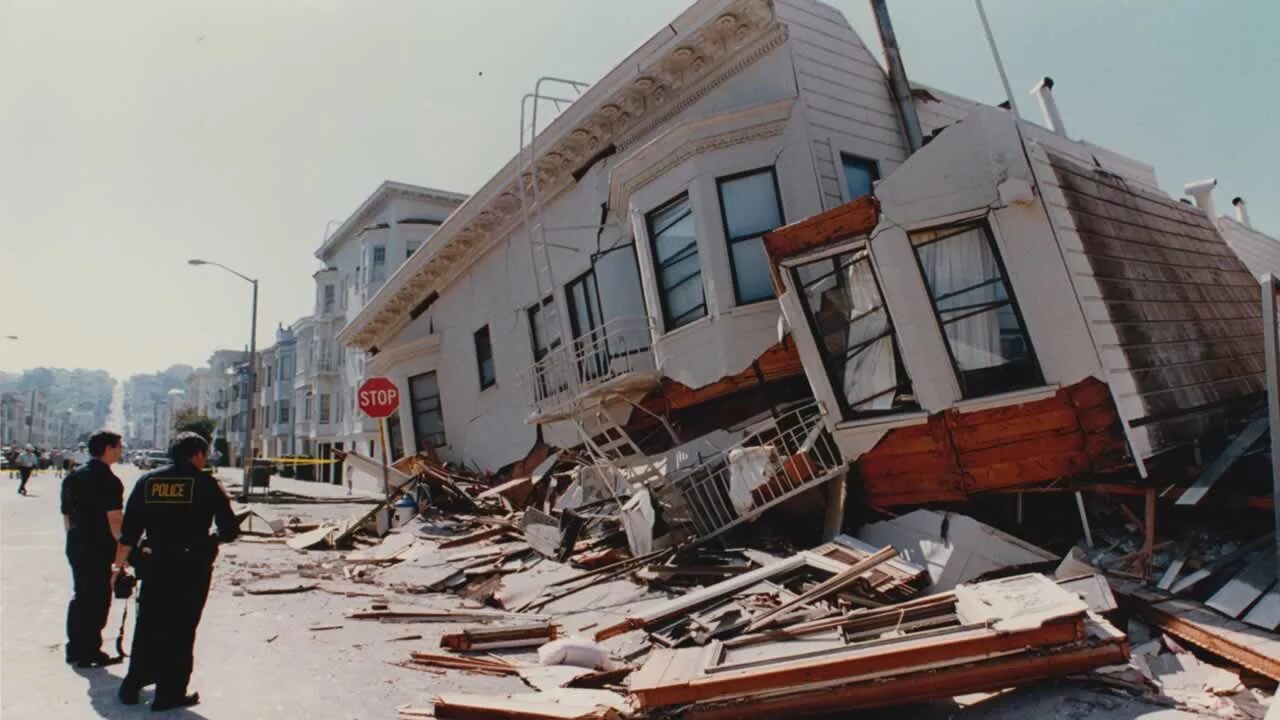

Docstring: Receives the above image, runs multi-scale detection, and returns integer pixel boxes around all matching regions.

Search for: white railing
[654,401,844,542]
[522,315,657,418]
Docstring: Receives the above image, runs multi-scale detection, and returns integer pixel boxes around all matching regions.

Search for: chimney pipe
[1184,178,1218,221]
[870,0,924,153]
[1030,77,1066,136]
[1232,196,1251,227]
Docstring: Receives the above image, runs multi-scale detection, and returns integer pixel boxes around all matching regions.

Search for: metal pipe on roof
[1233,196,1252,227]
[870,0,924,153]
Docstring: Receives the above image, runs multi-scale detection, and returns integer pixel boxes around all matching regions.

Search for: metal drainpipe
[870,0,924,153]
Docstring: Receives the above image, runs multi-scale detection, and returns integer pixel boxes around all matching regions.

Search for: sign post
[357,377,401,505]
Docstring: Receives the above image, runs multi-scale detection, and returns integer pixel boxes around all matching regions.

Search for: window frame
[716,165,787,306]
[839,153,880,203]
[908,219,1043,400]
[790,242,916,419]
[646,192,707,332]
[474,325,496,390]
[408,371,447,448]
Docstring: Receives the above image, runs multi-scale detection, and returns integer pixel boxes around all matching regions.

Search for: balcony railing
[653,401,844,542]
[521,315,657,421]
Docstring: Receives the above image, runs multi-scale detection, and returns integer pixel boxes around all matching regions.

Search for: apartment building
[293,181,465,482]
[334,0,1274,549]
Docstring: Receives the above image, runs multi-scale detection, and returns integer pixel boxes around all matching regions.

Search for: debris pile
[233,428,1278,719]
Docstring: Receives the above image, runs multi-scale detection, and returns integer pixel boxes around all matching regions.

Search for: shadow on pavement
[73,667,209,719]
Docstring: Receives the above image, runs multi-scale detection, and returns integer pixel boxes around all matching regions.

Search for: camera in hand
[113,571,137,599]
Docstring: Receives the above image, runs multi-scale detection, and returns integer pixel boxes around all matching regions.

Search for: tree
[173,408,215,441]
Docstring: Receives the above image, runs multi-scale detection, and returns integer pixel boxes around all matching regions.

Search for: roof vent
[1030,77,1066,136]
[1184,178,1218,221]
[1232,196,1251,227]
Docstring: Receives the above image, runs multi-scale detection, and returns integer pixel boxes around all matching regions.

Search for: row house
[292,181,465,483]
[336,0,1277,548]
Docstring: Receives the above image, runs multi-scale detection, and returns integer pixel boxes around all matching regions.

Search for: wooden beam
[743,546,897,632]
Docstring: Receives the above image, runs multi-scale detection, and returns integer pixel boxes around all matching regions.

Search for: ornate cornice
[344,0,781,351]
[610,98,793,212]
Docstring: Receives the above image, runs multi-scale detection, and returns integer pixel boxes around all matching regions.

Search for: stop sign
[358,377,400,419]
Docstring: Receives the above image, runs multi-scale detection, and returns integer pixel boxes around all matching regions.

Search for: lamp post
[189,258,258,502]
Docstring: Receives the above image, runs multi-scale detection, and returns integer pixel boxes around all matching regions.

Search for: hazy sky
[2,0,1276,378]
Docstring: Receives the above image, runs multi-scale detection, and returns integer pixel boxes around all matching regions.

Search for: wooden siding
[1042,152,1265,461]
[857,378,1129,507]
[775,0,907,210]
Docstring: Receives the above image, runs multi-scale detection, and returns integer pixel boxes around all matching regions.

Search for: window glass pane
[842,154,878,200]
[794,248,915,416]
[720,171,782,239]
[474,326,495,389]
[911,223,1040,398]
[648,195,706,329]
[719,169,783,305]
[409,371,446,447]
[729,236,775,304]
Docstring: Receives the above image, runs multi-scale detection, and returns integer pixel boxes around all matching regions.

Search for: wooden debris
[431,689,629,720]
[441,623,559,651]
[1176,414,1268,507]
[243,579,318,595]
[347,606,542,624]
[406,652,520,677]
[1115,580,1280,681]
[743,545,896,631]
[286,524,338,551]
[439,526,515,549]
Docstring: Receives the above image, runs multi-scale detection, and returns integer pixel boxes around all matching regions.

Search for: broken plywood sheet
[1177,414,1268,507]
[343,449,416,495]
[234,505,284,535]
[1242,586,1280,631]
[432,689,629,720]
[858,510,1056,591]
[286,524,338,551]
[1206,551,1277,619]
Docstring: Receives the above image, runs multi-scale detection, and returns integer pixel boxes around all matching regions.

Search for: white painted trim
[952,385,1060,414]
[834,410,930,433]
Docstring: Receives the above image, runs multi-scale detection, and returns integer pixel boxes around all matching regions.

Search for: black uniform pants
[18,467,32,492]
[65,548,113,660]
[124,555,213,700]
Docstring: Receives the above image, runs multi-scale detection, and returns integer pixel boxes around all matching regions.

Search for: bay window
[648,194,706,330]
[717,167,784,305]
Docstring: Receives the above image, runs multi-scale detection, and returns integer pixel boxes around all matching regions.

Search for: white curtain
[916,227,1003,371]
[841,257,896,411]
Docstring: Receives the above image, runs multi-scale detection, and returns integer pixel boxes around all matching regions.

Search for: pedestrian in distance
[16,443,38,495]
[61,430,126,667]
[116,431,238,711]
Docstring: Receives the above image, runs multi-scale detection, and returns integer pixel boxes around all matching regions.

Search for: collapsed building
[337,0,1274,548]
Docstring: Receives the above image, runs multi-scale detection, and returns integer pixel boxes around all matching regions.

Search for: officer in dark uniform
[115,431,238,711]
[61,429,125,667]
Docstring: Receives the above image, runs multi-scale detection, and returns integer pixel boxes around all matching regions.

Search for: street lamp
[189,258,259,502]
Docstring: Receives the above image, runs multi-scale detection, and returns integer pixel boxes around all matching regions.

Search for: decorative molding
[609,102,793,212]
[368,333,442,376]
[346,0,783,350]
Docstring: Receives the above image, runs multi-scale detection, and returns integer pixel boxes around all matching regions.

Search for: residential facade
[294,181,465,482]
[0,391,48,447]
[333,0,1273,552]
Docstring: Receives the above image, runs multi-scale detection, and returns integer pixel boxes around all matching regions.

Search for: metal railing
[522,315,657,417]
[655,401,844,542]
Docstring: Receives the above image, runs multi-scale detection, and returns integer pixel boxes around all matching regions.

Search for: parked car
[139,450,170,470]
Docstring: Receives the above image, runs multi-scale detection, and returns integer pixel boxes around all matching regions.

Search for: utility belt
[129,539,217,580]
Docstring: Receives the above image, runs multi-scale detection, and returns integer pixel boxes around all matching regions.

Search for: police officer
[115,432,238,711]
[61,429,125,667]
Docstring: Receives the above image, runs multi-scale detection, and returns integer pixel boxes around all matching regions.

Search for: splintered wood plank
[1206,551,1277,618]
[1177,415,1268,506]
[763,196,879,262]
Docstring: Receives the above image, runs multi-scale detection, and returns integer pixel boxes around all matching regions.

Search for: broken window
[793,245,915,417]
[528,295,566,396]
[841,153,879,201]
[718,167,784,305]
[386,410,405,460]
[910,221,1041,398]
[409,371,446,448]
[474,325,495,390]
[648,193,706,330]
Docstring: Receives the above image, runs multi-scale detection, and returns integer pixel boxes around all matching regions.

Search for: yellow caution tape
[258,457,343,465]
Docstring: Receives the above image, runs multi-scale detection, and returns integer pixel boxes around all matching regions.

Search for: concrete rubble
[215,441,1280,720]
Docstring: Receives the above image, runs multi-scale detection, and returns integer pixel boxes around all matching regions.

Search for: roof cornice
[316,181,467,260]
[340,0,779,351]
